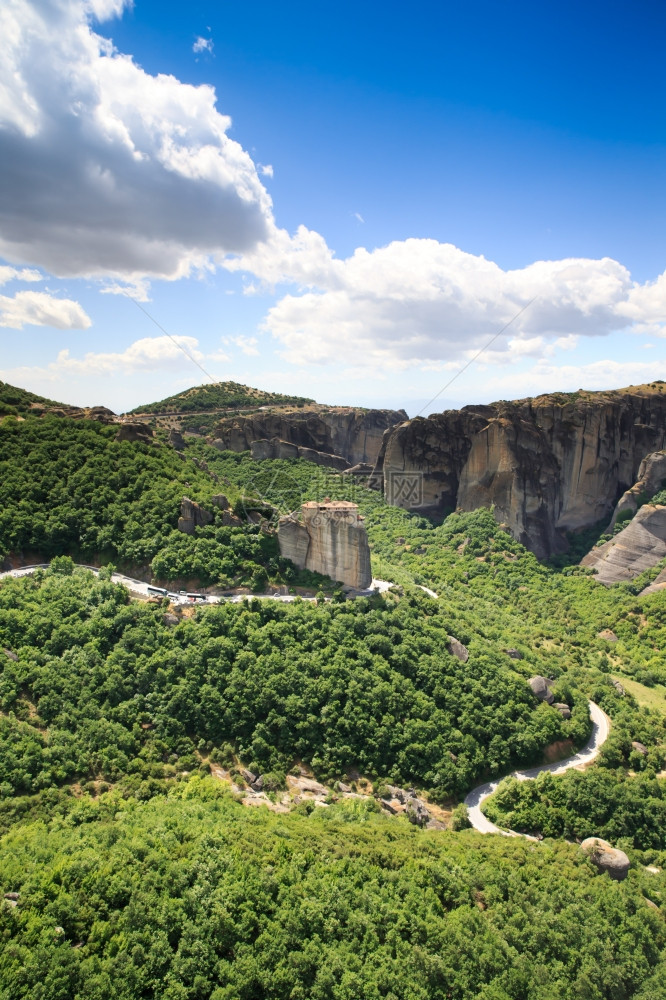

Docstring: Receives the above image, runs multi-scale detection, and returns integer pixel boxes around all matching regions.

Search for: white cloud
[222,334,260,356]
[224,232,666,371]
[193,36,213,55]
[0,0,272,280]
[476,358,666,401]
[0,335,204,380]
[0,290,91,329]
[258,163,274,178]
[0,265,42,286]
[354,212,364,223]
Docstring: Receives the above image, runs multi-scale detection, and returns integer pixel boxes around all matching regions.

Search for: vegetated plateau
[1,379,665,1000]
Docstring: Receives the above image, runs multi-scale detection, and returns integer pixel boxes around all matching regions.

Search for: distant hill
[129,381,315,416]
[0,380,69,417]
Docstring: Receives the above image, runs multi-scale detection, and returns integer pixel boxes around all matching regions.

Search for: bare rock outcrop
[278,500,372,589]
[212,406,406,467]
[554,702,572,720]
[372,384,666,559]
[115,422,154,445]
[251,437,349,470]
[580,837,630,880]
[581,505,666,583]
[640,566,666,595]
[168,427,186,451]
[609,451,666,528]
[177,497,214,535]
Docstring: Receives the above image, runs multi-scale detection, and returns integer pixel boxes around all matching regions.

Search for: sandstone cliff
[211,406,406,468]
[278,501,372,589]
[580,505,666,583]
[373,383,666,559]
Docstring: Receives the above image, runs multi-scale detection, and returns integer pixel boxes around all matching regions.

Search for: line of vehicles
[146,586,207,603]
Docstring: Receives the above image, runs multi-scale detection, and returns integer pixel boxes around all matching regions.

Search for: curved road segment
[0,564,393,606]
[464,701,610,837]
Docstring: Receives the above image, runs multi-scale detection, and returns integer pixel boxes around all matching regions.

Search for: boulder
[2,648,18,662]
[611,679,625,696]
[447,637,469,663]
[529,676,555,704]
[240,768,257,785]
[177,497,214,534]
[597,629,618,641]
[404,794,430,828]
[211,494,230,511]
[163,613,179,627]
[554,702,572,720]
[631,741,648,756]
[580,837,630,881]
[504,648,523,659]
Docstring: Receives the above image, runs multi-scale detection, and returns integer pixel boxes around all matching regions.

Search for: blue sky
[1,0,665,413]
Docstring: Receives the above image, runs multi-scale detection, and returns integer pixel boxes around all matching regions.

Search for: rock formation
[640,566,666,596]
[250,437,349,471]
[115,422,154,445]
[372,384,666,559]
[580,505,666,583]
[277,500,372,589]
[447,637,469,662]
[212,406,406,468]
[580,837,630,880]
[177,497,214,535]
[529,676,554,704]
[609,450,666,528]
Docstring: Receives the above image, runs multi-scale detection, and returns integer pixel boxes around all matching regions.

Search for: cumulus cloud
[193,36,213,55]
[224,233,666,370]
[0,290,92,329]
[0,0,272,280]
[476,358,666,402]
[258,163,274,178]
[0,265,42,286]
[0,335,205,380]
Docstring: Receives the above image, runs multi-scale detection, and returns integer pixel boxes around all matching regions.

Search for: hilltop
[129,380,315,417]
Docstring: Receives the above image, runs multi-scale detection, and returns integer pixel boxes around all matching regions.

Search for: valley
[1,378,666,999]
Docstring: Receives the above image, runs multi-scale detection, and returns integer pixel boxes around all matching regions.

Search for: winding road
[0,564,393,606]
[464,700,610,837]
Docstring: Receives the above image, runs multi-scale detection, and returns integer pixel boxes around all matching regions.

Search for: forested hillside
[2,778,665,1000]
[0,567,585,801]
[2,405,666,998]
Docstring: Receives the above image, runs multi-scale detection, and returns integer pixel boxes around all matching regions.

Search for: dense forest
[0,566,588,800]
[484,767,666,849]
[1,778,665,1000]
[2,405,666,997]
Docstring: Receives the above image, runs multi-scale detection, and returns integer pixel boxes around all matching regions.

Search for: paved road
[0,565,394,607]
[464,701,610,837]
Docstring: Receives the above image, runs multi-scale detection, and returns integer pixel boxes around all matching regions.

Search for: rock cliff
[580,505,666,583]
[211,406,407,468]
[373,383,666,559]
[278,500,372,589]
